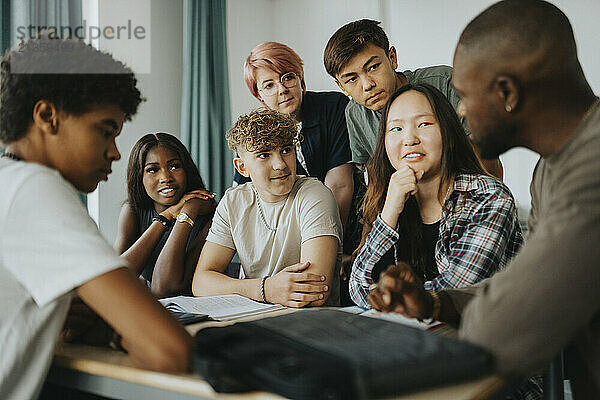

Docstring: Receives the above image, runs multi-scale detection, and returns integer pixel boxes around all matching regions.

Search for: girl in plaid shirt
[350,83,523,309]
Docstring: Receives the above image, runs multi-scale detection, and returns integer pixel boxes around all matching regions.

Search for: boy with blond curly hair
[192,109,341,306]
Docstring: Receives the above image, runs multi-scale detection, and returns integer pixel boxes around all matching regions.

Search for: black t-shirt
[371,221,440,283]
[422,221,440,281]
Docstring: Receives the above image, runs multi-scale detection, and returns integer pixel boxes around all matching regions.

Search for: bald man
[366,1,600,398]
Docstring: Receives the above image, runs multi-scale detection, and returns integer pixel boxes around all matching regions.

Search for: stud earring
[505,104,512,113]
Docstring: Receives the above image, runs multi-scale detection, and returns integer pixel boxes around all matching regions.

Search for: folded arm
[299,235,339,307]
[114,203,159,276]
[192,241,330,308]
[191,241,247,296]
[115,196,216,296]
[151,219,211,297]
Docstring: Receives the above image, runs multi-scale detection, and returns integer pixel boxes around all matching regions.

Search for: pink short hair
[244,41,306,100]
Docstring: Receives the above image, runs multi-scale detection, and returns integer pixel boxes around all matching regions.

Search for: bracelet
[176,212,195,228]
[152,214,171,228]
[260,277,268,303]
[429,290,441,321]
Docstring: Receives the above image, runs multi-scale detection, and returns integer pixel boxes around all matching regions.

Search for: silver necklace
[252,185,277,232]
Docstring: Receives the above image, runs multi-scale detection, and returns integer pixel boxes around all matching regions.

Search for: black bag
[193,310,492,400]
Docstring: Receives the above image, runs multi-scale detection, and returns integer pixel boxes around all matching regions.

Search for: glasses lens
[260,72,298,96]
[281,72,298,89]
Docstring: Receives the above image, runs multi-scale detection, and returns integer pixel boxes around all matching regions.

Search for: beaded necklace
[251,185,277,232]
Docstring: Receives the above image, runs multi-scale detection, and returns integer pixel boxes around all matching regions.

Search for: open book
[159,294,285,321]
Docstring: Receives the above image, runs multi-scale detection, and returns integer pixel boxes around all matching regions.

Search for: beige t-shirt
[207,176,342,305]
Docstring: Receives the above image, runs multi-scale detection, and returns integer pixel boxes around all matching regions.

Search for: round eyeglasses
[258,72,299,97]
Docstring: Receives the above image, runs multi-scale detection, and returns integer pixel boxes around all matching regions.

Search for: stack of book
[159,294,284,322]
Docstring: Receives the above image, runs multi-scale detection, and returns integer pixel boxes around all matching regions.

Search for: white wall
[92,0,600,242]
[92,0,183,243]
[227,0,600,219]
[227,0,384,120]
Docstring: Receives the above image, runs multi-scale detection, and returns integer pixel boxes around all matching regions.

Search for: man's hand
[367,262,432,319]
[264,262,328,308]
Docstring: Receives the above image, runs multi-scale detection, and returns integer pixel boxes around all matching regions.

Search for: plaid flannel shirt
[349,173,523,309]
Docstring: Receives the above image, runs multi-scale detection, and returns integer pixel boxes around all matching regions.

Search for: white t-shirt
[0,159,124,400]
[207,176,342,305]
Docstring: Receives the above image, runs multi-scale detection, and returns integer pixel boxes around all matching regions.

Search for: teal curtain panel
[181,0,233,199]
[0,0,10,55]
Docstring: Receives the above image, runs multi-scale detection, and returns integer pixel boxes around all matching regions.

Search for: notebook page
[159,294,284,320]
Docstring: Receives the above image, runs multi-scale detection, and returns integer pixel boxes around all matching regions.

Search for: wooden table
[48,310,507,400]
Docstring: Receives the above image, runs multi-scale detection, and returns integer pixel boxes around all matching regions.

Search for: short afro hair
[0,33,144,144]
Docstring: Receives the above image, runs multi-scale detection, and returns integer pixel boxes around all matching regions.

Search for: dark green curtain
[0,0,9,55]
[0,0,9,155]
[181,0,232,199]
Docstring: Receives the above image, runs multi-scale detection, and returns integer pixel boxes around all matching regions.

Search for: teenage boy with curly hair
[192,108,342,307]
